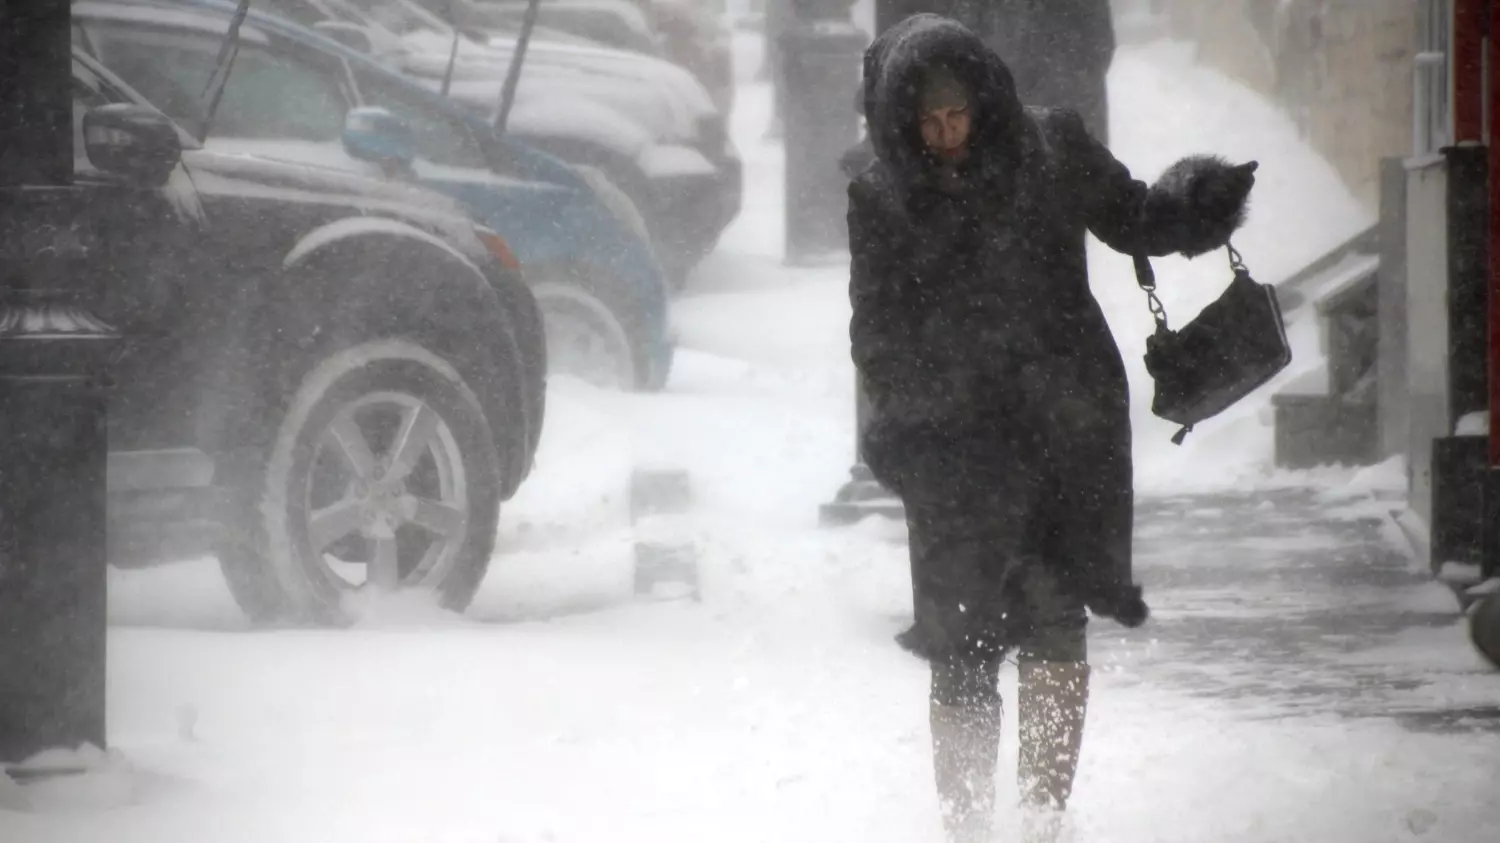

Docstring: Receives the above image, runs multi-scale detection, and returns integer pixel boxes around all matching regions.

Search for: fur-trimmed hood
[860,14,1040,207]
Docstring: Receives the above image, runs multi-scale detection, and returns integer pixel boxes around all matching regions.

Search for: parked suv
[257,0,742,284]
[81,0,678,391]
[42,42,546,625]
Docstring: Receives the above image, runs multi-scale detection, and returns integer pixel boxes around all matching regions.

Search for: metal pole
[781,1,864,264]
[1483,0,1500,582]
[1487,0,1500,470]
[1468,0,1500,670]
[0,0,119,775]
[0,307,115,770]
[817,0,903,527]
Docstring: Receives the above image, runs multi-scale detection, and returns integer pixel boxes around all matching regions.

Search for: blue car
[78,0,676,390]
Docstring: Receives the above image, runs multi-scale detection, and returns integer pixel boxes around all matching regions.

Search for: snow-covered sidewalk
[10,33,1500,843]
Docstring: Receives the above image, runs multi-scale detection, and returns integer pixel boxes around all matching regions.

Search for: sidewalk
[1097,489,1500,732]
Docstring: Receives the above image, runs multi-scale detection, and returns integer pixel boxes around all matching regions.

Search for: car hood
[199,137,562,194]
[183,142,491,261]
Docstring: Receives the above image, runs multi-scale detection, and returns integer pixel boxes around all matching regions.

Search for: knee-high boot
[1017,661,1091,841]
[929,696,1002,843]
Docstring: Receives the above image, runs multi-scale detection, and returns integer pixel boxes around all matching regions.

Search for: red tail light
[475,229,521,273]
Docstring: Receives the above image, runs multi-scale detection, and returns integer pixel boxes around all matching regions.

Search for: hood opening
[860,14,1034,203]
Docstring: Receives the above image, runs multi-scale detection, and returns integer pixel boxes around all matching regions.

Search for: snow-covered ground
[10,29,1500,843]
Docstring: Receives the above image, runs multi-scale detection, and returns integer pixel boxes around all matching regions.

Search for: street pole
[817,0,904,527]
[780,0,866,265]
[1472,0,1500,669]
[0,0,120,778]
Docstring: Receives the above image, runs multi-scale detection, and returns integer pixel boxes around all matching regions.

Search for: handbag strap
[1133,243,1249,331]
[1135,243,1249,448]
[1132,253,1170,331]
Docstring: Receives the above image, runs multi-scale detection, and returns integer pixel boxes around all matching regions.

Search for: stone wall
[1144,0,1418,208]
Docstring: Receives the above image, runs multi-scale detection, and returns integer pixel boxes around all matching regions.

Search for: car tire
[1470,591,1500,670]
[216,337,504,626]
[530,276,644,391]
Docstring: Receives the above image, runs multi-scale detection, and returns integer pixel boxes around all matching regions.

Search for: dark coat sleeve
[1049,109,1250,259]
[847,178,912,398]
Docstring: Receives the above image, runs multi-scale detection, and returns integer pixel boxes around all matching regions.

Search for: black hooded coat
[848,15,1251,635]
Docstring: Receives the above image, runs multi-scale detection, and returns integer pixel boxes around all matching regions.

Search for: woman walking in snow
[845,14,1256,842]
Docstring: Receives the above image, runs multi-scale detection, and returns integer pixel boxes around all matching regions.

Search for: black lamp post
[816,0,903,526]
[780,0,868,265]
[0,1,120,779]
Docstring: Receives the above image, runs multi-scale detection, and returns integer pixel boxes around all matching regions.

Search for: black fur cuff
[1146,154,1252,259]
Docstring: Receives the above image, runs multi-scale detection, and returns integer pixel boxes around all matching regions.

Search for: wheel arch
[225,217,536,499]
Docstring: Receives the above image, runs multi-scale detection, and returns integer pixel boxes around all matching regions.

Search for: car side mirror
[82,104,181,187]
[342,107,415,169]
[314,20,375,54]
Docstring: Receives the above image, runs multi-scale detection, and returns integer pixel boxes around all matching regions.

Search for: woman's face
[920,104,971,163]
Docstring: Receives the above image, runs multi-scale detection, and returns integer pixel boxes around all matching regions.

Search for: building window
[1414,0,1453,156]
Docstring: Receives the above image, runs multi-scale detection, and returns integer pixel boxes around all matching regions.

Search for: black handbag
[1134,245,1292,444]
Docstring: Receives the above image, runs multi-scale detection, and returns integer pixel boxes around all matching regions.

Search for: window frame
[1414,0,1455,157]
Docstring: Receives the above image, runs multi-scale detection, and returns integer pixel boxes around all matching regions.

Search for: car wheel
[531,280,640,390]
[1470,591,1500,670]
[217,337,503,625]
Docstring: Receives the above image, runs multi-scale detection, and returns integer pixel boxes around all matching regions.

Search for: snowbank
[64,31,1500,843]
[1095,42,1374,491]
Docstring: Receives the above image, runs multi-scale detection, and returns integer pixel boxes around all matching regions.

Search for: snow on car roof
[74,0,273,44]
[484,0,656,35]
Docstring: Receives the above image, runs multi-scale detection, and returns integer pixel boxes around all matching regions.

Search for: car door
[69,52,216,452]
[78,11,382,452]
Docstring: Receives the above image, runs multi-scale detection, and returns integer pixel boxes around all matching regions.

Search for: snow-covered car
[259,0,742,284]
[442,0,665,56]
[649,0,734,116]
[85,0,678,391]
[430,0,735,115]
[52,37,546,624]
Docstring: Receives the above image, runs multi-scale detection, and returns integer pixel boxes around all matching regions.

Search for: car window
[85,23,351,142]
[353,70,488,169]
